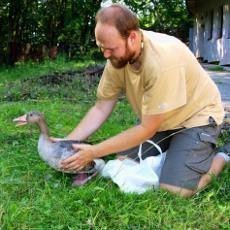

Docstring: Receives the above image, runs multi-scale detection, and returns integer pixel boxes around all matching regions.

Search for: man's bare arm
[92,113,164,157]
[61,113,164,171]
[67,99,117,140]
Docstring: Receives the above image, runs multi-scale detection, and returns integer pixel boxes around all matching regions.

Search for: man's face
[95,23,135,68]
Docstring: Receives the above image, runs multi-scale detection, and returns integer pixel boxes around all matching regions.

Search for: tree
[123,0,192,41]
[0,0,191,65]
[0,0,103,65]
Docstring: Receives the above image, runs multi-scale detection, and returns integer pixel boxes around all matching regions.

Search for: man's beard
[109,44,135,69]
[109,57,130,68]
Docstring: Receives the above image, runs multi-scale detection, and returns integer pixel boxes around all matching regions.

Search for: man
[60,4,228,197]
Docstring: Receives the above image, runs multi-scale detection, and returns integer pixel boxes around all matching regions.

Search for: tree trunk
[7,0,23,65]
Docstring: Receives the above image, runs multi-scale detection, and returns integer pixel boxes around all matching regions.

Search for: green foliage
[217,130,230,148]
[123,0,192,41]
[208,66,225,72]
[0,0,102,65]
[0,0,192,65]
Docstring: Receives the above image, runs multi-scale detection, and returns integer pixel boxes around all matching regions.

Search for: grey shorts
[118,123,221,190]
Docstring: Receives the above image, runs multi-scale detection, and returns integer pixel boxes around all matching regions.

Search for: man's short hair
[96,4,139,38]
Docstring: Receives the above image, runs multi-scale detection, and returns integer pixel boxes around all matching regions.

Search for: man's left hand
[60,144,95,171]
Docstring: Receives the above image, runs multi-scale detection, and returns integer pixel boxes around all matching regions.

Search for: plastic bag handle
[138,139,163,161]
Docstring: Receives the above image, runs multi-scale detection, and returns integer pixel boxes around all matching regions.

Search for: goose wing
[38,138,85,173]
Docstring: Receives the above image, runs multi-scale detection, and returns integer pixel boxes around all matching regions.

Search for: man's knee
[160,183,196,198]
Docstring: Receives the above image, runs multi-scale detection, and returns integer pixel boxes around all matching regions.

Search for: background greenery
[0,59,229,229]
[0,0,191,65]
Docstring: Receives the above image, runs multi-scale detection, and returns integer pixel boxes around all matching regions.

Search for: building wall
[189,0,230,65]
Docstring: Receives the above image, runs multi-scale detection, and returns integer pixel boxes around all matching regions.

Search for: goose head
[13,111,44,126]
[13,111,49,136]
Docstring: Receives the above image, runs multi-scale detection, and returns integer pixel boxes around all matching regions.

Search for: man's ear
[127,31,137,47]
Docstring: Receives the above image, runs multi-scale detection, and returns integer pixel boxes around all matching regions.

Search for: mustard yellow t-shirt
[97,30,224,131]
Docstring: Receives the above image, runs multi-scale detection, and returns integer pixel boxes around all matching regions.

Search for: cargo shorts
[118,121,221,190]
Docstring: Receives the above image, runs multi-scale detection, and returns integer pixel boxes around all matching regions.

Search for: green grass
[0,58,229,229]
[0,55,99,83]
[207,66,225,72]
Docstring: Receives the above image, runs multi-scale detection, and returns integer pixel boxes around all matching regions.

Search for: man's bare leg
[160,183,195,198]
[160,153,228,198]
[197,153,227,190]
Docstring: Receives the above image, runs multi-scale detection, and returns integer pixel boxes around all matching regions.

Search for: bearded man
[58,4,228,197]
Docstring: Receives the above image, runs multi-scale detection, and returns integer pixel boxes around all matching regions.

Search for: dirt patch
[0,64,104,102]
[32,64,104,86]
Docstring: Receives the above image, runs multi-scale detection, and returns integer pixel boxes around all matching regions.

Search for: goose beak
[13,114,27,126]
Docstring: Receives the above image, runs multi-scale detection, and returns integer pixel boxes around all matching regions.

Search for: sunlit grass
[0,58,229,228]
[0,55,100,83]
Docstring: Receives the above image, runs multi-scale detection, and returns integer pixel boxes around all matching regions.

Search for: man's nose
[101,48,111,59]
[102,49,112,59]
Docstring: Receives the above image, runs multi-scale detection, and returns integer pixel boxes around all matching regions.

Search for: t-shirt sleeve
[97,62,123,100]
[142,66,187,115]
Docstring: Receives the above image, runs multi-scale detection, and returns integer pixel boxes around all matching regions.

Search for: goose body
[13,111,91,174]
[37,135,78,172]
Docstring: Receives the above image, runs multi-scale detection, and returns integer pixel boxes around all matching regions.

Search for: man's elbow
[140,113,164,138]
[138,124,158,140]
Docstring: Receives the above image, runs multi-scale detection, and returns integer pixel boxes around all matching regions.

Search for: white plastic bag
[101,140,166,194]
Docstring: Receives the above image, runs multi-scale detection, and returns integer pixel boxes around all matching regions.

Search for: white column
[221,4,230,65]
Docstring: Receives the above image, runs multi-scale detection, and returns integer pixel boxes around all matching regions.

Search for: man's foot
[72,159,105,186]
[216,152,230,163]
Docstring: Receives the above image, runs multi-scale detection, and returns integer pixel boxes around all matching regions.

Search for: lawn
[0,58,229,229]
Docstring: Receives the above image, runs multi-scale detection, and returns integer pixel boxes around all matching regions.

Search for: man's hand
[60,144,95,171]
